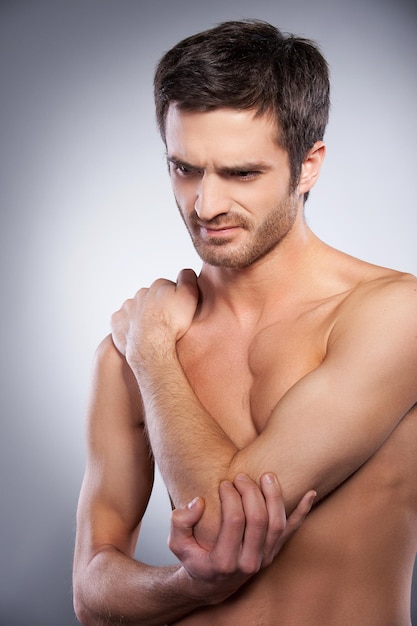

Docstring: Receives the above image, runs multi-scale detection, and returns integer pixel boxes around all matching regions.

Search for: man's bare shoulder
[94,334,136,377]
[94,333,122,362]
[341,268,417,308]
[330,268,417,348]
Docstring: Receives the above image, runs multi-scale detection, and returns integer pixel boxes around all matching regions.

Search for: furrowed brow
[166,154,272,174]
[218,162,272,175]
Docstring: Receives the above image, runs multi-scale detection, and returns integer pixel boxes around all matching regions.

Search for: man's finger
[210,480,245,574]
[176,268,199,298]
[259,473,287,564]
[177,267,197,285]
[233,474,269,575]
[272,490,317,558]
[284,490,317,535]
[168,496,205,558]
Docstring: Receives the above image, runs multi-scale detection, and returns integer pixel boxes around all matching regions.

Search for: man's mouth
[200,224,241,238]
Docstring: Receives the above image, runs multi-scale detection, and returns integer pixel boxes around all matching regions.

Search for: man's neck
[196,225,327,324]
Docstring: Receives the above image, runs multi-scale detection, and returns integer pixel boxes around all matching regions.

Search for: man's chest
[177,311,330,446]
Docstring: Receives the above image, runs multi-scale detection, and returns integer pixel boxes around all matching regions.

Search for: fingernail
[235,473,249,482]
[263,473,276,484]
[187,497,198,509]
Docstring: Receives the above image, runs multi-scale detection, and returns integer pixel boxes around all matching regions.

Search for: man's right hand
[169,473,316,605]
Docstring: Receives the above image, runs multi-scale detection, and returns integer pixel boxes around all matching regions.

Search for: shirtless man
[73,20,417,625]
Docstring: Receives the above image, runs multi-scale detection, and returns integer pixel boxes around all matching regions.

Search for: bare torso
[171,252,417,625]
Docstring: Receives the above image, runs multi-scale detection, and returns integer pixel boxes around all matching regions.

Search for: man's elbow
[73,583,95,626]
[73,562,101,626]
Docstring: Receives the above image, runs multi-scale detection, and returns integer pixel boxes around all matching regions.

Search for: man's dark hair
[154,19,330,197]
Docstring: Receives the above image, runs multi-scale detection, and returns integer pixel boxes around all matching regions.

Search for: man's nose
[194,174,230,221]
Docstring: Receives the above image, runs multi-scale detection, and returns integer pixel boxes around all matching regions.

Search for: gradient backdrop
[1,1,416,624]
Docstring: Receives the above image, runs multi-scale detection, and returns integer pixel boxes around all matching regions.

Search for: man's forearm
[136,352,240,548]
[74,547,203,626]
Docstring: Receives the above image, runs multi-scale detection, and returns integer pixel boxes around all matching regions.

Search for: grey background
[1,1,416,624]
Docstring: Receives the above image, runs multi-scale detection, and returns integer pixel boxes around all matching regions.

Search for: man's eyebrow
[218,161,272,174]
[166,155,272,173]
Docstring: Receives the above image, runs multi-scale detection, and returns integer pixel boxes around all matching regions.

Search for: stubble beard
[177,194,299,270]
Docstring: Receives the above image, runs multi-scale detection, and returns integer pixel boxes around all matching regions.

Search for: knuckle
[211,556,235,577]
[227,510,245,529]
[219,562,235,577]
[152,278,171,291]
[261,553,274,568]
[167,532,178,554]
[167,532,186,560]
[246,510,268,530]
[270,517,286,533]
[267,513,286,536]
[168,510,181,533]
[240,556,262,576]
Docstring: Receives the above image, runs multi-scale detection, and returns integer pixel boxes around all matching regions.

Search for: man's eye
[230,171,259,179]
[174,165,199,176]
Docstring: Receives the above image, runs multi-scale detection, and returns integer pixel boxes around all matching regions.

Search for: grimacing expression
[165,106,301,270]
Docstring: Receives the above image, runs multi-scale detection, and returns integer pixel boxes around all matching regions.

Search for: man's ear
[298,141,326,195]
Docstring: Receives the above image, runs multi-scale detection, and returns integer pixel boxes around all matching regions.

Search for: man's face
[165,105,301,270]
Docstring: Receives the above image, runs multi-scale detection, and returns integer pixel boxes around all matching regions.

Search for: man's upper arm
[230,276,417,511]
[74,335,154,569]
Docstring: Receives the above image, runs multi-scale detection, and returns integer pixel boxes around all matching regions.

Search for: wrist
[173,564,230,608]
[172,565,211,607]
[126,337,177,378]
